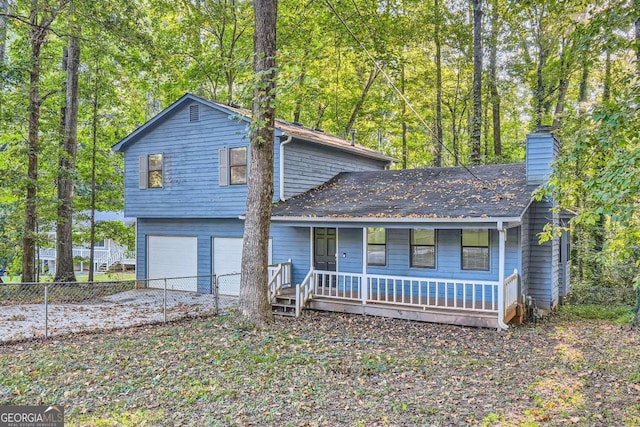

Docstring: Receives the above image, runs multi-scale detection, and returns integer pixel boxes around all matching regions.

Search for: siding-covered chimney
[526,125,559,186]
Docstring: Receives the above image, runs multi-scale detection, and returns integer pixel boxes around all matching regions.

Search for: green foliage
[560,304,635,324]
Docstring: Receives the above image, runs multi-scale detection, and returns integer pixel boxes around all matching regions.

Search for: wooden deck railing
[295,270,315,317]
[503,269,519,322]
[295,268,521,327]
[268,260,292,302]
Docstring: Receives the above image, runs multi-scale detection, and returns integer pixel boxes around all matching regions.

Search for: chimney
[349,128,356,146]
[526,125,559,186]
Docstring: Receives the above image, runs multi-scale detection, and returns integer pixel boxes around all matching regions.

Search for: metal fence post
[214,275,219,315]
[163,278,167,324]
[44,284,49,339]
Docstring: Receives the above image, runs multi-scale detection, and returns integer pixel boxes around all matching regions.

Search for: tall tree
[55,10,80,282]
[487,0,501,159]
[22,0,67,283]
[433,0,443,167]
[238,0,277,326]
[0,0,7,64]
[470,0,483,165]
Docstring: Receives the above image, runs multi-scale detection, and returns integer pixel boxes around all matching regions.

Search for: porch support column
[361,227,368,305]
[497,222,509,330]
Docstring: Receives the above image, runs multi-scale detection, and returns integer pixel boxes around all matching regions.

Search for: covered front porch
[269,220,524,329]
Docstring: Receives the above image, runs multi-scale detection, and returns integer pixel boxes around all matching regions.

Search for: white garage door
[148,236,198,292]
[213,238,271,296]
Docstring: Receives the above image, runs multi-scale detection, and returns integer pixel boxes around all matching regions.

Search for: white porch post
[361,227,368,305]
[497,222,508,329]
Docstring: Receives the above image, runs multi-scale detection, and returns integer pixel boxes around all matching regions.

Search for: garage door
[213,238,271,296]
[148,236,198,292]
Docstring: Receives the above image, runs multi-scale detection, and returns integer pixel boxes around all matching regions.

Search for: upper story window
[461,229,490,271]
[139,153,163,189]
[367,228,386,266]
[220,146,247,186]
[148,153,163,188]
[229,147,247,185]
[410,229,436,268]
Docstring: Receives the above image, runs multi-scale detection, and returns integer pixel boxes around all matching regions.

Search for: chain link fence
[0,275,238,343]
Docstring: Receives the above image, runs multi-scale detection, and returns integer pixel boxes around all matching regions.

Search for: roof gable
[112,93,395,163]
[272,163,532,220]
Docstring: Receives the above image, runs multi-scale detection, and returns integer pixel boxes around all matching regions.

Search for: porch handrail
[296,269,314,317]
[268,260,292,302]
[503,269,519,317]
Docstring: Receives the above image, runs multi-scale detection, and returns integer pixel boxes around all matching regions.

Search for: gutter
[269,215,523,225]
[279,135,293,201]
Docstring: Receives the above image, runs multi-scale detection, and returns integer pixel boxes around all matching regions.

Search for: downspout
[279,135,293,201]
[497,221,509,330]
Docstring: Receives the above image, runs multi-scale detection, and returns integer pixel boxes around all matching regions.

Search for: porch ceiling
[272,163,532,222]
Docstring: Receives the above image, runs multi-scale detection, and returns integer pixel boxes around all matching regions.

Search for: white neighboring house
[38,211,136,275]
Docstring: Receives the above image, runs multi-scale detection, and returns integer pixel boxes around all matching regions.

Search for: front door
[314,228,337,271]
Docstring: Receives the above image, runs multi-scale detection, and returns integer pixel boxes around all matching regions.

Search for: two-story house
[113,93,570,329]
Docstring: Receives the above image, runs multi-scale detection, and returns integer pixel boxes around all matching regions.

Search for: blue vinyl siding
[270,224,311,285]
[279,226,522,285]
[526,131,560,186]
[123,102,283,218]
[526,200,558,309]
[337,228,364,274]
[283,140,388,199]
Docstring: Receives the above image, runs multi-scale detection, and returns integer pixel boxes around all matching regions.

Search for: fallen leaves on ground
[0,311,639,426]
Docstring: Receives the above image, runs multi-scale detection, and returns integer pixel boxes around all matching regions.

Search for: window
[367,228,386,266]
[229,147,247,185]
[148,153,163,188]
[410,229,436,268]
[462,229,490,270]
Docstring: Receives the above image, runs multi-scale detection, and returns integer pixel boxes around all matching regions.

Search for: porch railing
[295,269,521,326]
[268,260,292,301]
[295,270,315,317]
[503,269,519,316]
[366,274,500,312]
[310,270,502,313]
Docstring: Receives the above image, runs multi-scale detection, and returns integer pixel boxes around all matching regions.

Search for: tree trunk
[22,7,49,283]
[344,66,380,137]
[0,0,7,65]
[55,30,80,282]
[89,60,99,282]
[400,63,407,169]
[433,0,443,167]
[293,50,308,123]
[636,16,640,75]
[470,0,483,165]
[238,0,277,327]
[578,60,588,115]
[552,38,570,130]
[602,50,611,102]
[488,0,501,159]
[534,33,547,126]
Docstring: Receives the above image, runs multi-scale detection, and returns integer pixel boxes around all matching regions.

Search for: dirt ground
[0,289,233,342]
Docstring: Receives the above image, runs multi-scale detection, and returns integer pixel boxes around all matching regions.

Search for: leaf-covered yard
[1,311,639,426]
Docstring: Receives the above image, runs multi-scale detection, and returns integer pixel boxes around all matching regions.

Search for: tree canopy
[0,0,637,296]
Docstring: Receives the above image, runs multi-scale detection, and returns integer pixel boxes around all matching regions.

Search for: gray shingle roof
[272,163,533,220]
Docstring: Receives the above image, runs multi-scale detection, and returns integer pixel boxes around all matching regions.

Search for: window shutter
[219,147,229,186]
[139,155,148,189]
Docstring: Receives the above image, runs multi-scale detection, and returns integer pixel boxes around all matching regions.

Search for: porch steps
[271,287,297,317]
